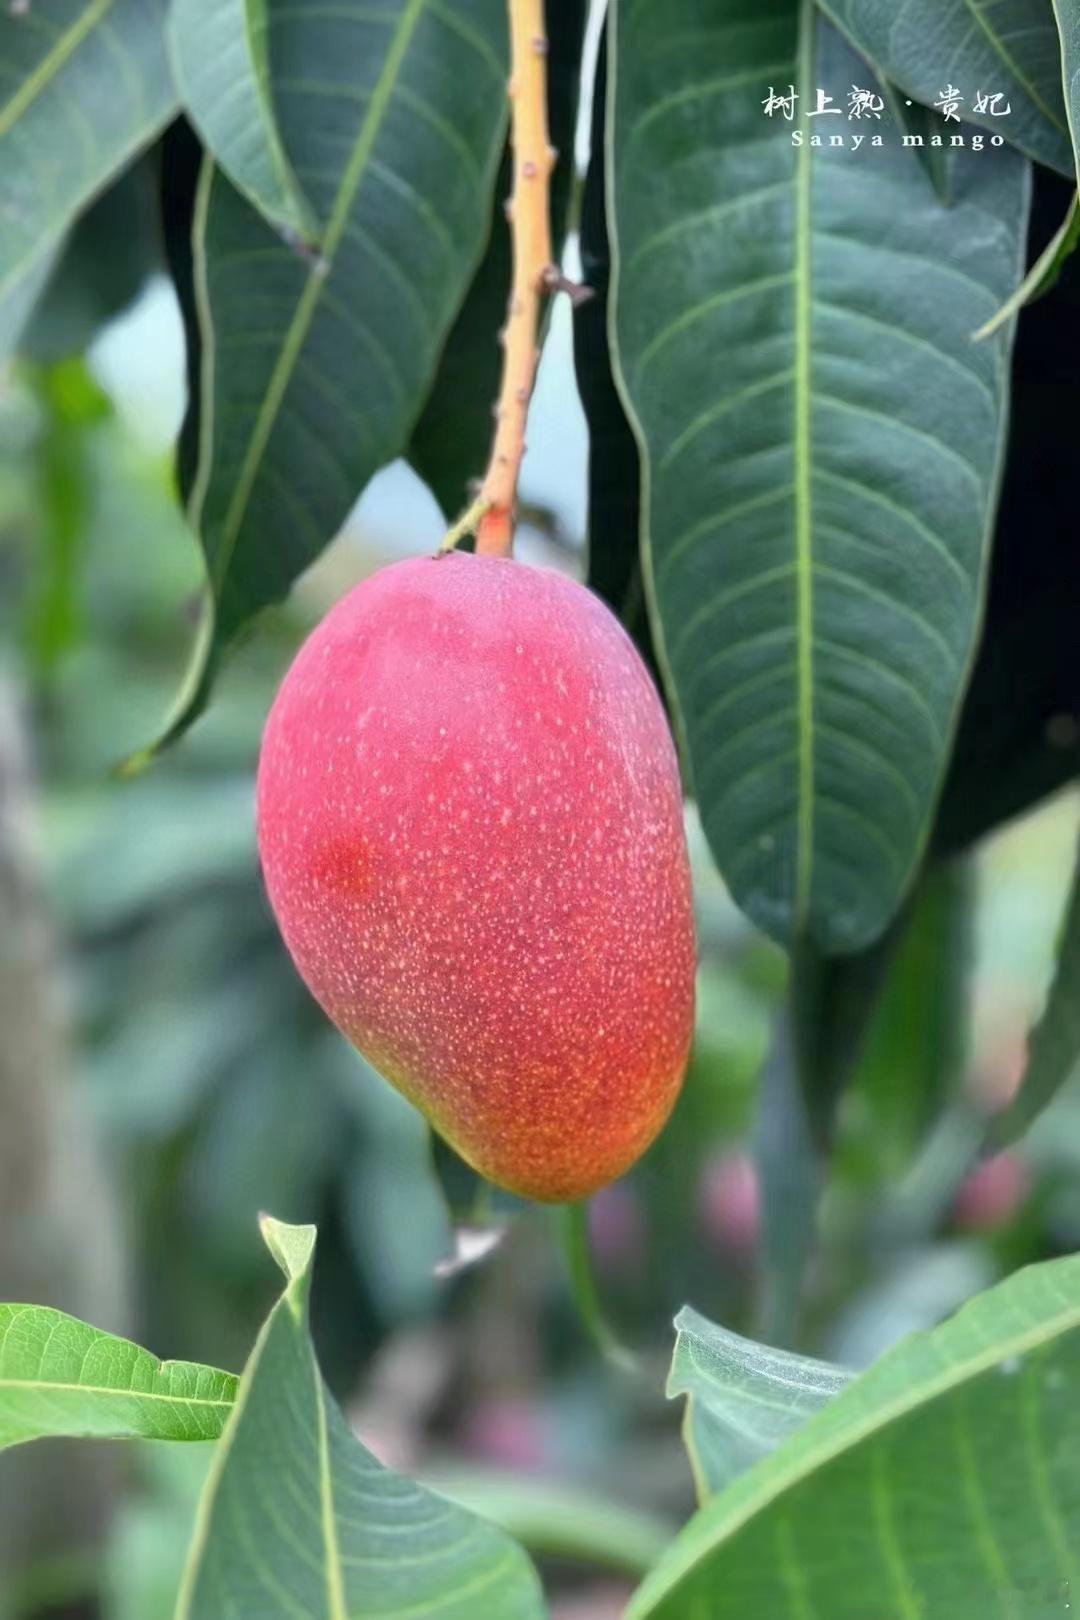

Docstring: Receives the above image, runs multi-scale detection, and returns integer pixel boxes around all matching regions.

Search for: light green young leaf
[0,1305,237,1451]
[176,1216,545,1620]
[0,0,176,309]
[990,830,1080,1150]
[670,1306,852,1501]
[629,1252,1080,1617]
[821,0,1073,173]
[609,1,1028,951]
[169,0,316,241]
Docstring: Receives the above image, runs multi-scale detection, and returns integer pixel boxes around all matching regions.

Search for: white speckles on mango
[256,552,696,1202]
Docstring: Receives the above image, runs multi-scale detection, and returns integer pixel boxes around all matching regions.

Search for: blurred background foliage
[1,139,1078,1620]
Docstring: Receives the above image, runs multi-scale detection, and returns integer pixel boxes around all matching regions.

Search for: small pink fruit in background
[257,555,696,1202]
[460,1396,548,1473]
[953,1152,1030,1232]
[699,1150,760,1258]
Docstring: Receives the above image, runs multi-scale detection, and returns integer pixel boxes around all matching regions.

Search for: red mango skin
[256,553,696,1202]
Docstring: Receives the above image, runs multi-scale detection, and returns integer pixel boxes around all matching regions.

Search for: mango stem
[473,0,556,559]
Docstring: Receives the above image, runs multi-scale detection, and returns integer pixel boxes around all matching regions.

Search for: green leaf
[669,1306,851,1501]
[974,190,1080,340]
[20,158,163,361]
[575,25,658,684]
[168,0,316,241]
[990,832,1080,1150]
[155,0,509,753]
[160,118,207,505]
[429,1470,674,1577]
[934,169,1080,854]
[609,2,1029,952]
[788,921,908,1148]
[0,235,59,362]
[629,1252,1080,1617]
[176,1216,545,1620]
[0,1305,237,1451]
[843,860,973,1180]
[404,154,510,523]
[749,881,943,1338]
[1055,0,1080,173]
[878,82,951,202]
[408,0,586,518]
[0,0,176,313]
[821,0,1073,173]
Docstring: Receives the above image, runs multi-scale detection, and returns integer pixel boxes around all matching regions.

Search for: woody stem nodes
[441,0,555,560]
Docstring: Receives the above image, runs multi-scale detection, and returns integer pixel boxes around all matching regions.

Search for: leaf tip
[259,1214,317,1285]
[118,600,219,771]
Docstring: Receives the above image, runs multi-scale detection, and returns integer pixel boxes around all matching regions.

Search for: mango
[256,554,695,1201]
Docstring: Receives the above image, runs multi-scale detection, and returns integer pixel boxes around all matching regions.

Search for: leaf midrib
[203,0,428,587]
[0,0,115,139]
[314,1368,348,1620]
[630,1274,1080,1613]
[0,1377,232,1408]
[793,0,815,927]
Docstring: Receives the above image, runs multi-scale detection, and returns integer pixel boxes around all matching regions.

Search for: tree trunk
[0,674,127,1620]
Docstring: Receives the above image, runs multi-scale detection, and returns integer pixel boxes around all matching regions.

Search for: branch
[443,0,555,559]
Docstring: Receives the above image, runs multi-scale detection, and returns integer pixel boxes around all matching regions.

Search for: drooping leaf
[934,167,1080,853]
[609,2,1029,952]
[20,158,163,360]
[160,118,206,506]
[843,860,974,1180]
[0,0,176,312]
[629,1251,1080,1617]
[176,1217,545,1620]
[404,150,510,524]
[152,0,509,752]
[408,0,587,518]
[0,1305,237,1451]
[765,865,972,1328]
[990,832,1080,1150]
[669,1306,851,1500]
[0,236,60,362]
[169,0,315,241]
[821,0,1073,173]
